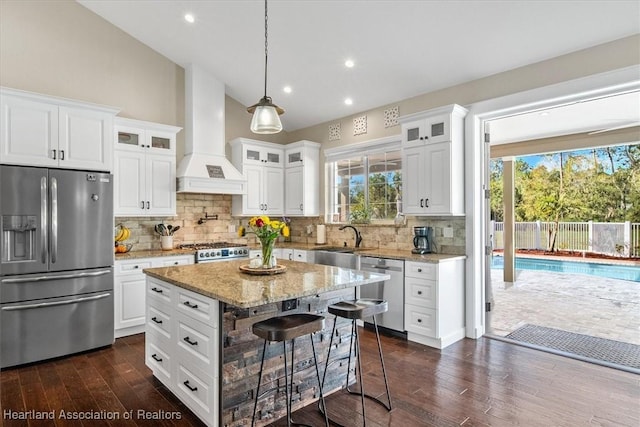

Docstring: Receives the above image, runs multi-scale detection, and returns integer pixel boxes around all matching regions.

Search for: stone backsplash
[117,193,465,255]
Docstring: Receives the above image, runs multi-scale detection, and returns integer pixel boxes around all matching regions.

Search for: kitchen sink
[311,246,356,254]
[309,248,359,269]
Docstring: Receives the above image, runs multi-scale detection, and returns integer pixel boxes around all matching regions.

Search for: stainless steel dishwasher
[359,256,405,335]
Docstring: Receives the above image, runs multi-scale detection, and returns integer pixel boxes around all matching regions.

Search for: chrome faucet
[339,225,362,248]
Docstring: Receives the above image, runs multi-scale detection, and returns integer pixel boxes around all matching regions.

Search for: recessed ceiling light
[283,86,292,94]
[344,98,353,105]
[184,13,195,23]
[345,59,355,68]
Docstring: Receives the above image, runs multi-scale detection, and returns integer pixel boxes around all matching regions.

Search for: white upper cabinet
[231,138,320,217]
[284,140,320,216]
[400,104,467,216]
[241,143,283,167]
[113,117,181,216]
[0,87,118,171]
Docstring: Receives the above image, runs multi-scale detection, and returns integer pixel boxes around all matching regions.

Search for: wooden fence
[492,221,640,258]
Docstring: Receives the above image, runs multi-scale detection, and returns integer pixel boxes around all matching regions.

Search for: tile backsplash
[117,194,465,255]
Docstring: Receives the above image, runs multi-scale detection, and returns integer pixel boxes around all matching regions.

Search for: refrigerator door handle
[50,177,58,264]
[1,269,112,284]
[40,176,48,264]
[1,293,111,311]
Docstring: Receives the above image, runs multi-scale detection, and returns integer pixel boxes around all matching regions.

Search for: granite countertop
[115,248,195,260]
[143,259,390,308]
[273,243,466,263]
[117,243,465,263]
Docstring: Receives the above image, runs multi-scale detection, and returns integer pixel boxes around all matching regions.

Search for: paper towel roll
[316,225,326,244]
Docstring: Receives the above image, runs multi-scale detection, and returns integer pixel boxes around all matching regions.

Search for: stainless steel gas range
[180,242,250,263]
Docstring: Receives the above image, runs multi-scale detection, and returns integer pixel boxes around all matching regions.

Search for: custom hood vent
[176,64,245,194]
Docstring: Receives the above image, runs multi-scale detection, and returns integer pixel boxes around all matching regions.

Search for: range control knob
[215,251,221,257]
[198,252,204,258]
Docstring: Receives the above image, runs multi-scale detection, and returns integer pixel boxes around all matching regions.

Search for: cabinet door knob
[417,291,422,295]
[417,268,422,272]
[417,318,422,323]
[133,265,139,269]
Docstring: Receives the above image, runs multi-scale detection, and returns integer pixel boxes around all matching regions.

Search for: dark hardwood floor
[1,330,638,427]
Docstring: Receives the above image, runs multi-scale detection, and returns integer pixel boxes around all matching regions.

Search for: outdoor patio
[488,267,640,346]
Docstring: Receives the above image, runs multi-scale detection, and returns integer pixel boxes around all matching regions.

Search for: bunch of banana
[114,224,131,242]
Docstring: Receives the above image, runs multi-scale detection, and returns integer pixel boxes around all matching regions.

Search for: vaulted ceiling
[78,1,640,133]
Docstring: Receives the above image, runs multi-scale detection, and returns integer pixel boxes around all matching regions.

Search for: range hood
[176,64,246,194]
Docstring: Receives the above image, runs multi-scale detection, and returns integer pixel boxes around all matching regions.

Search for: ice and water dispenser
[1,215,37,263]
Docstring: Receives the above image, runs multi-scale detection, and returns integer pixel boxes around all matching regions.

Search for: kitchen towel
[316,224,326,244]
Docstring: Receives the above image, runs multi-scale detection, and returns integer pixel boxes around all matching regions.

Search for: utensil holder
[161,236,173,251]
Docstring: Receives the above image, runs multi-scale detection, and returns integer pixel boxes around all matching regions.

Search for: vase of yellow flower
[238,216,288,268]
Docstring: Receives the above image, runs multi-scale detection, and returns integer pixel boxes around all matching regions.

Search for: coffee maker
[412,226,434,254]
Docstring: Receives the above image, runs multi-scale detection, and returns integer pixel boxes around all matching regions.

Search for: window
[326,138,402,224]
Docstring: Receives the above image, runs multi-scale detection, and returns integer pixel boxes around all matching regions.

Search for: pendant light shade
[248,0,284,134]
[248,96,284,134]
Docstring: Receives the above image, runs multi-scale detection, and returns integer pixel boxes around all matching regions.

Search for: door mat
[505,324,640,370]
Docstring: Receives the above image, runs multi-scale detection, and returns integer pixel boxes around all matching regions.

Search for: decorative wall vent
[328,123,341,141]
[353,115,367,135]
[384,106,399,128]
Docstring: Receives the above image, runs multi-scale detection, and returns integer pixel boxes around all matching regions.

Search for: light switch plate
[228,225,236,233]
[443,227,454,238]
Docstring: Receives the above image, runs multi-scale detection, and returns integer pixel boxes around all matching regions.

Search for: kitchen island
[143,259,390,427]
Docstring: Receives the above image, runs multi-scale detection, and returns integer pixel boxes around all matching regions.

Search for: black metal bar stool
[251,313,330,427]
[319,299,392,426]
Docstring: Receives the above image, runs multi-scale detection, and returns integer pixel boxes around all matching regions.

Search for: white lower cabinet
[252,248,307,262]
[146,277,219,426]
[404,258,465,349]
[114,255,193,337]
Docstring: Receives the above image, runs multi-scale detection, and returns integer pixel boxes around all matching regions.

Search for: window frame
[324,135,402,224]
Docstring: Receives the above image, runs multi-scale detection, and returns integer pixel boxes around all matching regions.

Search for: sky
[517,146,638,172]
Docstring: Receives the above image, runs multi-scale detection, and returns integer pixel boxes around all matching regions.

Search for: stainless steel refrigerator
[0,165,114,368]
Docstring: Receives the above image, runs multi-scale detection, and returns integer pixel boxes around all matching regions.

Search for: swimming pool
[491,256,640,282]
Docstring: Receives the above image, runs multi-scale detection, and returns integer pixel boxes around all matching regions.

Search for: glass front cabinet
[400,104,468,215]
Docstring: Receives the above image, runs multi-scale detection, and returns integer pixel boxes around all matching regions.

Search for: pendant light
[247,0,284,134]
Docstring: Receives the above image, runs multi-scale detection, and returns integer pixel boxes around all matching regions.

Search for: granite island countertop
[143,259,390,308]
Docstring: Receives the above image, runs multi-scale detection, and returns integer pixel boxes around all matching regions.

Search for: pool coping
[492,253,640,267]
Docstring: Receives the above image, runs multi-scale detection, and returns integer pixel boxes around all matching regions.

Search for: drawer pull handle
[174,261,179,265]
[183,380,198,392]
[417,318,422,323]
[183,301,198,309]
[151,287,163,293]
[133,265,139,269]
[151,317,162,324]
[417,268,422,272]
[183,336,198,346]
[151,354,162,362]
